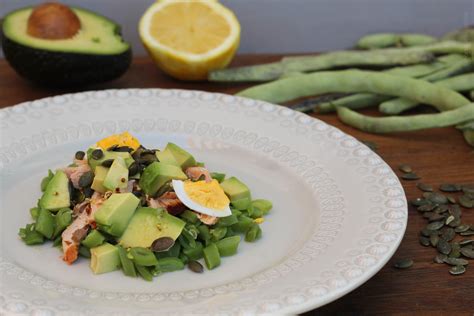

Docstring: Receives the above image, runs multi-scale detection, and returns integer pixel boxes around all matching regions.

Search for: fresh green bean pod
[216,236,241,256]
[117,246,137,277]
[337,103,474,133]
[356,33,399,49]
[380,73,474,115]
[203,243,221,270]
[135,264,153,281]
[157,257,185,272]
[317,94,392,114]
[463,130,474,146]
[442,26,474,43]
[130,247,159,266]
[183,241,204,260]
[400,34,437,47]
[422,58,473,81]
[470,90,474,101]
[237,70,469,111]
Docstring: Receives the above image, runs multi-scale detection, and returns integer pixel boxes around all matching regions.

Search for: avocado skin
[1,35,132,87]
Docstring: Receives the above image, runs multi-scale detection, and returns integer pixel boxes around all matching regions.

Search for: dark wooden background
[1,55,473,315]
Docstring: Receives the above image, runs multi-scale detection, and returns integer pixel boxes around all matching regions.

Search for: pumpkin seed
[423,192,448,205]
[444,257,469,266]
[113,146,133,153]
[459,195,474,208]
[455,225,470,233]
[393,258,413,269]
[423,212,434,219]
[91,149,103,160]
[439,183,462,193]
[416,183,433,192]
[188,260,204,273]
[447,196,456,204]
[434,253,447,264]
[419,236,430,247]
[101,159,114,168]
[460,247,474,259]
[428,213,445,222]
[421,228,435,237]
[445,215,455,225]
[398,164,412,173]
[461,184,474,194]
[460,230,474,236]
[401,172,420,180]
[434,205,449,214]
[448,205,462,217]
[437,240,452,255]
[441,227,455,242]
[430,234,440,247]
[411,198,430,207]
[449,265,466,275]
[447,217,462,228]
[418,204,436,212]
[449,242,461,258]
[427,221,444,231]
[128,162,139,176]
[83,187,94,198]
[151,237,175,252]
[459,239,474,247]
[78,171,94,188]
[75,151,85,160]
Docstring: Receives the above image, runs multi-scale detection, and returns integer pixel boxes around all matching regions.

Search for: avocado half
[1,6,132,87]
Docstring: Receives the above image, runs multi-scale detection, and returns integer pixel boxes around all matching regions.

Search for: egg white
[172,180,232,218]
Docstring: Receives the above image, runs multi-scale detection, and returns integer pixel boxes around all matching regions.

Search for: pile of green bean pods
[209,27,474,147]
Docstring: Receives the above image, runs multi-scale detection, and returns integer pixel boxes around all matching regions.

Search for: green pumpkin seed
[401,172,420,180]
[461,184,474,194]
[439,183,462,193]
[448,205,462,217]
[460,230,474,236]
[448,217,462,228]
[78,171,94,188]
[411,198,430,207]
[449,265,466,275]
[444,257,469,266]
[434,253,447,264]
[91,149,103,160]
[151,237,175,252]
[455,225,471,233]
[447,196,456,204]
[418,204,436,212]
[459,239,474,246]
[398,164,412,173]
[434,205,449,214]
[421,228,436,237]
[423,192,448,205]
[460,247,474,259]
[430,234,440,247]
[459,195,474,208]
[445,215,455,225]
[101,159,114,168]
[437,240,452,255]
[419,236,430,247]
[75,151,85,160]
[393,258,413,269]
[449,242,461,258]
[423,212,434,219]
[441,227,455,242]
[128,162,139,176]
[188,260,204,273]
[427,221,444,231]
[428,213,445,222]
[416,183,433,192]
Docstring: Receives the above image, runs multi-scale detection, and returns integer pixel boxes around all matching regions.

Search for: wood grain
[1,56,473,315]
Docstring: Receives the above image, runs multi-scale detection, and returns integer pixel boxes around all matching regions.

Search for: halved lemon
[139,0,240,80]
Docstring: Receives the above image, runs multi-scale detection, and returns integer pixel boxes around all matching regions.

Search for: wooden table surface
[1,55,473,315]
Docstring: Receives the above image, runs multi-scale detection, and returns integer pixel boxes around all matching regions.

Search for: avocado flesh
[1,7,131,87]
[91,166,108,193]
[90,242,120,274]
[120,207,185,248]
[139,162,187,196]
[94,193,140,237]
[220,177,251,202]
[165,143,197,170]
[86,148,133,171]
[39,170,70,211]
[155,149,179,167]
[103,156,128,192]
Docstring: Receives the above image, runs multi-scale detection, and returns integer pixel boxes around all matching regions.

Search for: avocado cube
[39,170,70,211]
[155,149,179,166]
[139,162,187,196]
[87,148,133,171]
[120,207,185,248]
[90,243,120,274]
[94,193,140,237]
[91,166,109,193]
[220,177,251,202]
[103,156,128,191]
[165,143,196,169]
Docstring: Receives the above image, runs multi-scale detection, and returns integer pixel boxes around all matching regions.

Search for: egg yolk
[96,131,141,152]
[183,179,230,210]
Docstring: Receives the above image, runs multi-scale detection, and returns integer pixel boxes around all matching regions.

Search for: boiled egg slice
[172,179,232,217]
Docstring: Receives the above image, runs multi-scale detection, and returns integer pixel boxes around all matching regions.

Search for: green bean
[53,235,62,247]
[117,245,137,277]
[251,199,273,215]
[231,208,242,217]
[78,246,91,258]
[35,208,55,239]
[129,247,158,266]
[135,264,153,281]
[210,172,226,182]
[215,214,238,227]
[380,73,474,115]
[203,243,221,270]
[457,120,474,131]
[53,208,72,238]
[40,170,54,192]
[81,230,105,248]
[237,70,469,111]
[317,94,392,114]
[470,90,474,101]
[231,215,254,233]
[337,103,474,133]
[180,210,199,224]
[245,223,262,242]
[30,207,40,220]
[210,227,227,242]
[19,223,45,245]
[155,241,181,259]
[463,130,474,146]
[422,58,473,81]
[157,257,185,272]
[183,241,204,260]
[216,236,241,256]
[179,227,197,249]
[197,225,211,243]
[225,227,238,237]
[442,26,474,43]
[400,34,437,47]
[356,33,399,49]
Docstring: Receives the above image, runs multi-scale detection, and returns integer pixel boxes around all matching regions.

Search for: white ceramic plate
[0,89,407,315]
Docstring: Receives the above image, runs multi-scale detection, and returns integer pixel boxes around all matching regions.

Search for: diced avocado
[120,207,185,248]
[91,166,108,193]
[87,148,133,171]
[139,162,187,196]
[81,230,105,248]
[1,5,131,87]
[103,156,128,191]
[90,242,120,274]
[39,170,70,211]
[220,177,251,202]
[155,149,179,166]
[230,197,251,210]
[94,193,139,237]
[164,143,196,169]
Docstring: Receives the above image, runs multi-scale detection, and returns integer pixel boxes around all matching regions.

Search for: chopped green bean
[35,208,55,239]
[197,225,211,243]
[180,210,199,224]
[81,230,105,248]
[183,241,204,260]
[30,207,40,220]
[157,257,185,272]
[179,227,197,249]
[216,236,241,256]
[78,246,91,258]
[237,70,469,112]
[179,253,189,264]
[210,172,226,182]
[52,235,62,247]
[117,246,137,277]
[135,264,153,281]
[130,247,159,266]
[53,208,72,238]
[203,243,221,270]
[210,227,227,242]
[19,223,45,245]
[245,224,262,242]
[40,170,54,192]
[215,214,238,227]
[337,103,474,133]
[155,241,181,259]
[230,197,251,210]
[232,215,254,233]
[231,208,242,217]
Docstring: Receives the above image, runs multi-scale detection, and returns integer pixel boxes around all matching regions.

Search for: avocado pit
[27,2,81,40]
